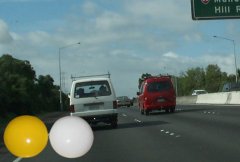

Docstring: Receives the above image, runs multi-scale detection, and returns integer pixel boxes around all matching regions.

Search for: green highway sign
[191,0,240,20]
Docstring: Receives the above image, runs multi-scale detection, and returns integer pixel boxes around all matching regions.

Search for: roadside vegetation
[1,54,239,121]
[139,66,240,96]
[0,54,69,121]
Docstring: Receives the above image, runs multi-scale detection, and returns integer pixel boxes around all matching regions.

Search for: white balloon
[49,116,94,158]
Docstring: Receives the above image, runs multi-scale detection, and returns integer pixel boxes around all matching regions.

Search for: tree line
[139,64,240,96]
[0,54,69,118]
[1,54,239,118]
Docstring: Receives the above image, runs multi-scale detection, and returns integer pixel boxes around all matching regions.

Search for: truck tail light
[69,105,75,113]
[113,100,117,109]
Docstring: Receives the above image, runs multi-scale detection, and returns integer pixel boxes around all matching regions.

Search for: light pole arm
[213,35,238,83]
[233,40,238,83]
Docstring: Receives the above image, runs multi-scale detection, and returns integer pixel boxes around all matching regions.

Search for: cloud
[82,1,99,15]
[0,19,13,44]
[163,51,178,59]
[27,31,52,45]
[125,0,192,32]
[95,12,128,31]
[201,54,236,75]
[0,0,237,97]
[184,33,202,42]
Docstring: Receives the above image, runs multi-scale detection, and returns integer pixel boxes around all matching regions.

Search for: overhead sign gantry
[191,0,240,20]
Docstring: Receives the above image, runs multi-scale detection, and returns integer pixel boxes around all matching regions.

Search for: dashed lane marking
[170,133,175,136]
[203,111,217,115]
[134,119,142,123]
[160,129,181,138]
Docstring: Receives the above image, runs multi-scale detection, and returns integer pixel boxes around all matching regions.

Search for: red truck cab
[137,76,176,115]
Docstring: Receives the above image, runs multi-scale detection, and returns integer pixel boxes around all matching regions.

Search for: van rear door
[70,79,117,116]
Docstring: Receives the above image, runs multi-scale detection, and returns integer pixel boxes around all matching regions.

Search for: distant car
[116,96,131,107]
[137,75,176,115]
[192,90,208,96]
[222,82,240,92]
[130,97,135,106]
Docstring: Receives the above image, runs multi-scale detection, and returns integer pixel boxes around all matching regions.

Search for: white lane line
[170,133,175,136]
[134,119,142,123]
[122,113,127,117]
[13,158,22,162]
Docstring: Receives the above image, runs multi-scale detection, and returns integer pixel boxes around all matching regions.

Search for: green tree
[205,64,222,92]
[34,75,61,112]
[0,54,36,116]
[238,69,240,82]
[0,54,69,117]
[138,73,152,89]
[178,67,205,95]
[177,72,188,96]
[189,67,205,90]
[177,65,237,96]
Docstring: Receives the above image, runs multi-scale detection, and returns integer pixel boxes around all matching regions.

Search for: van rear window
[74,80,111,98]
[147,81,171,92]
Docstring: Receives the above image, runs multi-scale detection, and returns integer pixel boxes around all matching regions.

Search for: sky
[0,0,240,97]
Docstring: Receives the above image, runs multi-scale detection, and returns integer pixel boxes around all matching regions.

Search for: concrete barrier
[229,91,240,104]
[177,91,240,105]
[176,96,197,105]
[196,92,229,104]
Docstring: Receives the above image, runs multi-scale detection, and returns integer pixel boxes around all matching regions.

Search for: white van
[69,74,118,128]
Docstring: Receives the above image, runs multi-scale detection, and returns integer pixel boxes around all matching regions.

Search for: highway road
[1,105,240,162]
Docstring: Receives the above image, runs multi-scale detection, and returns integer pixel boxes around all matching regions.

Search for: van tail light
[69,105,75,113]
[113,100,117,109]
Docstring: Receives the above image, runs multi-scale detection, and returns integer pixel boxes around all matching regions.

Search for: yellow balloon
[3,115,48,158]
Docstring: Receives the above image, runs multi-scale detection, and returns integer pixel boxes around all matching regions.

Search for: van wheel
[170,107,175,113]
[145,110,150,116]
[140,108,144,115]
[111,121,118,128]
[111,117,118,128]
[165,108,170,113]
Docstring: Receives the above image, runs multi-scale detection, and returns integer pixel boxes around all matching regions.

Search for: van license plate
[157,98,165,102]
[89,105,99,110]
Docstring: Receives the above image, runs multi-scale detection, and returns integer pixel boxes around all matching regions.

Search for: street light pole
[213,35,238,83]
[59,42,80,111]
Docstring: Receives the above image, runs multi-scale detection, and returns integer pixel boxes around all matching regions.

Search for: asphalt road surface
[1,105,240,162]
